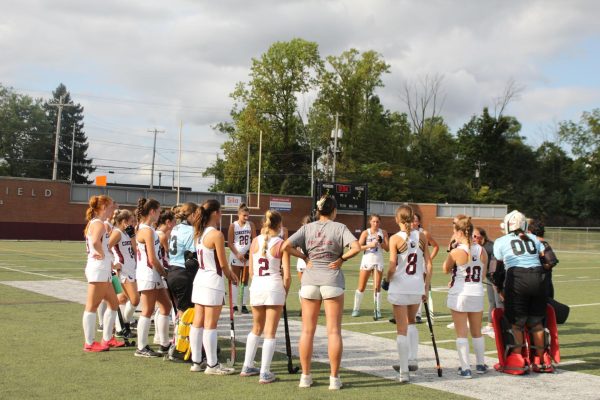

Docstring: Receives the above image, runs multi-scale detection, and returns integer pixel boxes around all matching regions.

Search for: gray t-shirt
[288,220,357,288]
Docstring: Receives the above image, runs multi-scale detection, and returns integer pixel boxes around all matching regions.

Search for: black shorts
[504,266,546,325]
[166,267,193,312]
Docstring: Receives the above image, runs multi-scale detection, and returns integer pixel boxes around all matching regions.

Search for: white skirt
[85,262,112,283]
[250,288,286,306]
[447,294,484,313]
[388,293,422,306]
[192,286,225,306]
[138,278,167,291]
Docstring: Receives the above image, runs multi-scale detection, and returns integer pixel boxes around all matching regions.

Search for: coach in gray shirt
[283,195,360,390]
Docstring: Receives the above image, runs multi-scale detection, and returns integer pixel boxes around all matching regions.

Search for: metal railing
[544,227,600,253]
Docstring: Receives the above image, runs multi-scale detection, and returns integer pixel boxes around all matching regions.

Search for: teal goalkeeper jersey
[493,232,545,269]
[168,222,195,268]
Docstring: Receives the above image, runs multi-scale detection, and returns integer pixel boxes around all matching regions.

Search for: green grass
[1,240,599,399]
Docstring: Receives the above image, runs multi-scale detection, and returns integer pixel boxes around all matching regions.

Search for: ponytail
[261,209,282,256]
[111,208,133,227]
[194,199,221,239]
[454,215,474,247]
[175,202,198,223]
[84,195,112,235]
[136,197,160,225]
[396,205,413,234]
[156,209,175,228]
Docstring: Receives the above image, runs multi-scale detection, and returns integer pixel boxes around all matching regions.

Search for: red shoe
[84,341,109,352]
[102,336,126,348]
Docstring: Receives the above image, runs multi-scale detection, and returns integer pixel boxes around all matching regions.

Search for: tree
[0,84,53,178]
[45,84,94,183]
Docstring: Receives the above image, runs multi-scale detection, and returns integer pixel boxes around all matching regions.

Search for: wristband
[340,255,348,262]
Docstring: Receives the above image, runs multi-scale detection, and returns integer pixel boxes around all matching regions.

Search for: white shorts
[388,293,422,306]
[250,288,286,306]
[229,253,248,267]
[192,286,225,306]
[300,285,344,300]
[360,263,384,272]
[447,294,484,313]
[138,279,166,292]
[85,264,112,283]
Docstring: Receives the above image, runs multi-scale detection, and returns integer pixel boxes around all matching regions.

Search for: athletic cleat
[84,341,109,352]
[398,372,410,383]
[205,363,235,375]
[190,360,207,372]
[389,318,396,324]
[392,364,400,372]
[298,374,313,388]
[259,371,277,384]
[446,322,455,329]
[134,345,161,358]
[481,325,494,336]
[457,367,472,379]
[351,309,360,317]
[157,344,171,355]
[415,316,423,324]
[329,376,342,390]
[408,360,418,372]
[233,306,239,313]
[240,365,260,377]
[97,324,103,332]
[476,364,488,374]
[241,306,250,314]
[101,336,125,348]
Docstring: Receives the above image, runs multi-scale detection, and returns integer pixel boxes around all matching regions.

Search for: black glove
[184,251,197,261]
[124,225,135,238]
[378,235,383,244]
[381,279,390,291]
[244,252,250,261]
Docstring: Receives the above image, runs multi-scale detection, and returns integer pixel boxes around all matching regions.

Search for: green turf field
[1,240,599,399]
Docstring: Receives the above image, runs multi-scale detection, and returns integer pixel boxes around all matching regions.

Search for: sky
[1,0,599,191]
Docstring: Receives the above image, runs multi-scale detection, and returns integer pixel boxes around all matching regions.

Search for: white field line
[554,278,600,283]
[570,303,600,308]
[3,279,600,400]
[559,360,587,366]
[0,266,63,279]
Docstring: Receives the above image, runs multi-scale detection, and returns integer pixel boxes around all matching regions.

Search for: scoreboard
[315,181,368,212]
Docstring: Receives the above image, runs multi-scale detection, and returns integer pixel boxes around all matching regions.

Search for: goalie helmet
[500,210,528,235]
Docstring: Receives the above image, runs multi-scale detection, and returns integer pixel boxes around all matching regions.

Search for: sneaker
[415,316,423,324]
[389,318,396,324]
[481,326,494,336]
[392,364,400,372]
[298,374,313,388]
[205,363,235,375]
[446,322,455,329]
[190,360,207,372]
[84,341,109,352]
[101,336,125,348]
[240,365,260,377]
[134,345,161,358]
[351,309,360,317]
[329,376,342,390]
[241,306,250,314]
[97,324,103,332]
[399,372,410,383]
[476,364,488,374]
[233,306,239,313]
[457,367,472,379]
[408,360,418,372]
[157,344,171,355]
[259,371,277,384]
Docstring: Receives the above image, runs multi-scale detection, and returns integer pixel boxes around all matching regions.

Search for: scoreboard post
[313,181,369,230]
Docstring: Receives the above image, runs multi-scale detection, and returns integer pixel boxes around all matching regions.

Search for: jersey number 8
[406,253,417,275]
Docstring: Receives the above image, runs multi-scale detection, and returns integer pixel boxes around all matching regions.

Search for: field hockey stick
[373,268,379,320]
[423,300,442,377]
[116,306,136,347]
[282,304,299,374]
[226,279,236,367]
[238,258,247,315]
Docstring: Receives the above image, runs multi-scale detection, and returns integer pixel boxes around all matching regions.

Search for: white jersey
[111,228,136,275]
[135,223,161,283]
[389,230,425,295]
[361,228,385,267]
[85,218,112,270]
[232,221,252,255]
[448,243,485,297]
[251,235,284,292]
[194,227,225,291]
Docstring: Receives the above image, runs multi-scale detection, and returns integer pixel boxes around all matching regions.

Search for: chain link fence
[544,227,600,253]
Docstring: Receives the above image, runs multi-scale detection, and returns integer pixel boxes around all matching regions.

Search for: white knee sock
[103,309,117,341]
[456,337,470,370]
[115,304,126,332]
[157,314,171,346]
[83,311,96,345]
[374,292,381,311]
[407,324,419,361]
[190,326,204,363]
[137,316,151,350]
[353,290,364,311]
[261,338,276,374]
[203,329,218,367]
[231,285,239,307]
[243,287,249,305]
[396,335,409,373]
[97,301,107,325]
[125,301,136,323]
[472,336,485,365]
[244,332,260,368]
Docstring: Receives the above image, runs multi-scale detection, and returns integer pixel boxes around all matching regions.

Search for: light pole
[331,113,342,181]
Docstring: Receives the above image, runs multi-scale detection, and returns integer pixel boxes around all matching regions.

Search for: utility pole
[48,95,75,180]
[246,142,251,199]
[332,112,341,182]
[158,172,162,187]
[148,128,165,188]
[475,161,487,189]
[69,123,76,182]
[171,170,175,190]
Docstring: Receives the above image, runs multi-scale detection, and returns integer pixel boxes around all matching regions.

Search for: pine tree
[45,84,94,183]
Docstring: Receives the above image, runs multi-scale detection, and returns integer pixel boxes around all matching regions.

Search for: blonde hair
[454,214,474,247]
[261,209,282,257]
[111,209,133,227]
[396,205,413,233]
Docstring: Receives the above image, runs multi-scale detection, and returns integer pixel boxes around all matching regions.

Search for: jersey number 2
[258,258,270,276]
